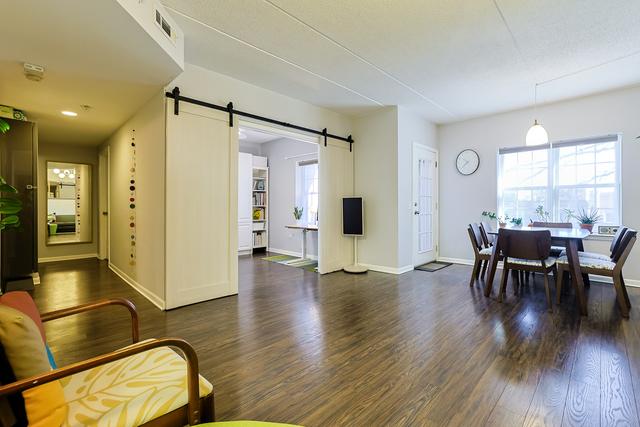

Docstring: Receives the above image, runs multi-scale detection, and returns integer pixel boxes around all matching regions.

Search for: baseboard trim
[267,247,318,261]
[437,257,640,288]
[38,253,97,263]
[359,263,414,275]
[108,263,165,310]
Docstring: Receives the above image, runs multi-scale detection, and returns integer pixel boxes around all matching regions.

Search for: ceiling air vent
[154,7,176,44]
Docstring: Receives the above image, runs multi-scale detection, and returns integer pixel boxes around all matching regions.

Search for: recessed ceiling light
[61,111,78,117]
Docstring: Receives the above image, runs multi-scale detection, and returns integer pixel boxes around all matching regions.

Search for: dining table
[484,226,592,315]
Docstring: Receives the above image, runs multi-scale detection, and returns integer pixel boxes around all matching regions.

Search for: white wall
[239,141,263,156]
[353,106,437,272]
[397,107,438,268]
[37,143,99,261]
[438,85,640,282]
[102,91,166,308]
[353,107,399,269]
[261,138,319,257]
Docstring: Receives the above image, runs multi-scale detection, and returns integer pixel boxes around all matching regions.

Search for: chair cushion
[479,247,493,256]
[507,257,557,267]
[550,246,565,257]
[557,255,615,270]
[61,341,213,427]
[0,304,67,427]
[0,291,47,342]
[557,250,610,261]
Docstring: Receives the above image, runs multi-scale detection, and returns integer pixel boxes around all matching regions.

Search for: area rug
[262,254,318,272]
[414,261,452,272]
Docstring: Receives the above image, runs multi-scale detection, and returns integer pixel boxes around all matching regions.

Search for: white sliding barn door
[318,139,354,274]
[165,101,238,309]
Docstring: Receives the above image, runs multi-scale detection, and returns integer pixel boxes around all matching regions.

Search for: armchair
[0,296,214,426]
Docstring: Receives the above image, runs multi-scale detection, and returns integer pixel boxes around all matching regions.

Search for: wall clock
[456,149,480,176]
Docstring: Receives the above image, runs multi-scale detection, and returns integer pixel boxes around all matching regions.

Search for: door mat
[415,261,452,272]
[262,254,318,273]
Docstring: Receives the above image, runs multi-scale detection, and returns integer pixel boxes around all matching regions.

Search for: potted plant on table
[571,208,602,233]
[293,206,304,225]
[482,211,510,228]
[510,217,523,227]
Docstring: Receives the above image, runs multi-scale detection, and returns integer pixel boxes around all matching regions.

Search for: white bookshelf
[252,166,268,250]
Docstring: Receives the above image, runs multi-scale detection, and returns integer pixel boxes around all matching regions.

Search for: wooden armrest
[40,298,139,343]
[0,338,203,425]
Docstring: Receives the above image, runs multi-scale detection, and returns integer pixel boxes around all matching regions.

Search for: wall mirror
[46,161,92,245]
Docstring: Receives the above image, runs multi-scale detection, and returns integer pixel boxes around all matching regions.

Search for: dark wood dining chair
[556,229,636,318]
[575,226,628,261]
[468,223,493,286]
[532,222,573,257]
[497,228,557,311]
[480,221,495,247]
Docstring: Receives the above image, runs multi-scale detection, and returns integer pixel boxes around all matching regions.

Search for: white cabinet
[238,152,253,252]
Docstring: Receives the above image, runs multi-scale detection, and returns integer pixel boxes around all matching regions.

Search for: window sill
[585,233,613,242]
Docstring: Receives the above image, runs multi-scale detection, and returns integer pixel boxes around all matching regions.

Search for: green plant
[561,208,575,223]
[535,205,551,222]
[510,217,523,226]
[571,207,602,225]
[481,211,497,220]
[0,121,22,231]
[293,206,304,220]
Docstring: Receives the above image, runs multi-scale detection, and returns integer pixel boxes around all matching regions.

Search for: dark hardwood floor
[35,256,640,426]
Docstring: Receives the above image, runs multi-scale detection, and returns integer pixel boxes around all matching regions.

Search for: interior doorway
[98,146,109,260]
[412,143,438,266]
[237,122,320,272]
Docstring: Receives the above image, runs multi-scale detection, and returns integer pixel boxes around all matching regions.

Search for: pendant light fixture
[526,83,549,146]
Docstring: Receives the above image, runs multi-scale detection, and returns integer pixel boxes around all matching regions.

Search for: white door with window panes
[412,144,438,266]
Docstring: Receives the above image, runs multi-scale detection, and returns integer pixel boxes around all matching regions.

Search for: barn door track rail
[166,87,354,151]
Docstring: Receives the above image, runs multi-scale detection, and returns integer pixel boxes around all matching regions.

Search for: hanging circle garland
[129,129,137,266]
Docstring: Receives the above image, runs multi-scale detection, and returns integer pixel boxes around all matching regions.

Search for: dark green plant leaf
[0,183,18,193]
[0,215,20,225]
[0,119,9,134]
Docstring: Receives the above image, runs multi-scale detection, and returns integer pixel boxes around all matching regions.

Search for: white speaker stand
[343,237,368,274]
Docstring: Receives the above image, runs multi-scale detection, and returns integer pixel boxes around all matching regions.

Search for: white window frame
[497,134,622,230]
[295,159,319,225]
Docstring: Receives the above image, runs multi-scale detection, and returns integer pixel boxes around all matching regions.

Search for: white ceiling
[239,127,282,144]
[163,0,640,123]
[0,1,183,146]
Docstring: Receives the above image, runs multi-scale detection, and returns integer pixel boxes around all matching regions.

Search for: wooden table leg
[566,239,588,316]
[484,242,500,297]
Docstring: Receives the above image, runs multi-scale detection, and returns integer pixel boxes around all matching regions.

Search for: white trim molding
[360,263,414,275]
[437,257,640,288]
[268,247,318,261]
[109,263,165,310]
[38,253,97,263]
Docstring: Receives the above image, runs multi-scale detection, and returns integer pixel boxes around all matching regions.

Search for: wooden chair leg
[498,266,510,302]
[481,260,488,280]
[511,269,520,295]
[556,268,564,305]
[200,393,215,422]
[475,260,483,279]
[470,259,480,287]
[620,273,631,310]
[612,273,629,318]
[542,271,552,312]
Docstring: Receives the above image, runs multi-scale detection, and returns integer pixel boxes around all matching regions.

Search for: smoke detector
[23,63,45,82]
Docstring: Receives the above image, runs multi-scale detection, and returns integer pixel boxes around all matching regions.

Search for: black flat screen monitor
[342,197,363,236]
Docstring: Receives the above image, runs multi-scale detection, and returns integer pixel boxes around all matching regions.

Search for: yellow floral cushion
[60,341,213,426]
